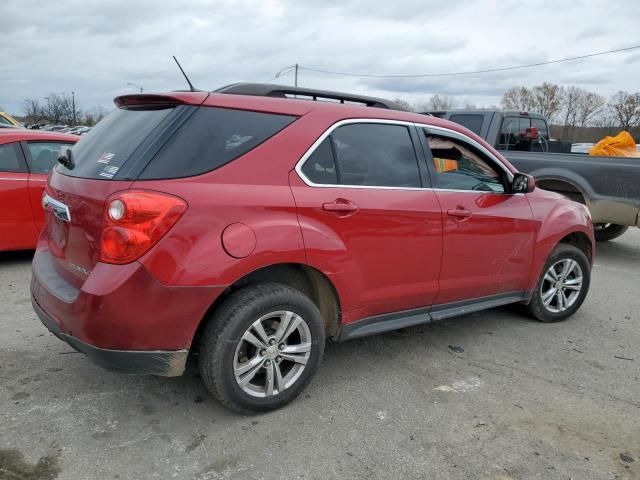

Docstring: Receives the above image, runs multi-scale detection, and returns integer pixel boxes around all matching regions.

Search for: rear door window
[139,108,296,179]
[301,138,338,185]
[532,118,549,139]
[25,141,75,174]
[330,123,421,188]
[0,143,26,173]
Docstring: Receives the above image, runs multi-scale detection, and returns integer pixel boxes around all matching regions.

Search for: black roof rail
[214,83,402,110]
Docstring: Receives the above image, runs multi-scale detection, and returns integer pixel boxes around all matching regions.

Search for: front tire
[199,283,325,414]
[527,244,590,323]
[593,223,628,242]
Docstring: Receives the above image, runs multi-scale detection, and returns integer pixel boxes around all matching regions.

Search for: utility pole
[71,91,76,126]
[294,63,298,88]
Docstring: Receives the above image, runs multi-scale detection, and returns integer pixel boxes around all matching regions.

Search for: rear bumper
[30,241,225,376]
[32,294,187,376]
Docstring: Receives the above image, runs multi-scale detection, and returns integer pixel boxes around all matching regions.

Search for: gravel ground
[1,229,639,480]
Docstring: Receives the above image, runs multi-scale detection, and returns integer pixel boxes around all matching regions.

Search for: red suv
[31,84,594,413]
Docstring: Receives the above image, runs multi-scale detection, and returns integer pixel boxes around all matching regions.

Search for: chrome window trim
[294,118,514,190]
[0,177,28,181]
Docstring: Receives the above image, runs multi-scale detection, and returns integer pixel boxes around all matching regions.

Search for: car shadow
[0,250,34,266]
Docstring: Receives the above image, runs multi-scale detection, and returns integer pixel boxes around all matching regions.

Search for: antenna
[172,56,197,92]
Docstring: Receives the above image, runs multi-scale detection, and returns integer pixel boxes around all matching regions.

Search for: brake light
[100,191,187,264]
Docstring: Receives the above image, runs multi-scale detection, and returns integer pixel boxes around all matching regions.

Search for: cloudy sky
[1,0,639,115]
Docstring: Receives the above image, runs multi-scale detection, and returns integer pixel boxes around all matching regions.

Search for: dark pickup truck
[426,109,640,241]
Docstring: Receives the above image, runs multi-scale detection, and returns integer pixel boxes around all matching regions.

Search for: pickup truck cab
[0,129,78,250]
[426,109,640,241]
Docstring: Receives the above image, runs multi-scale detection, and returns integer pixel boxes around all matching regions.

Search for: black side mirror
[512,173,535,193]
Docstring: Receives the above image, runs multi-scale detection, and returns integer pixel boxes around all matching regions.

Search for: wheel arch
[191,263,342,351]
[535,176,589,205]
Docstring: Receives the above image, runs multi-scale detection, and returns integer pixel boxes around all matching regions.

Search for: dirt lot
[1,230,639,480]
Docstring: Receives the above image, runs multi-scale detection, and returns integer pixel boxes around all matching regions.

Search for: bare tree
[501,86,534,111]
[576,91,605,127]
[83,106,109,126]
[392,98,413,112]
[426,94,455,111]
[608,91,640,130]
[23,99,46,124]
[531,83,564,122]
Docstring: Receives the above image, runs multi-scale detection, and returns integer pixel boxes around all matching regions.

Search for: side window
[448,114,484,135]
[532,118,549,139]
[26,142,73,174]
[426,134,505,193]
[0,116,12,125]
[499,117,519,148]
[0,143,26,173]
[301,138,338,184]
[331,123,421,188]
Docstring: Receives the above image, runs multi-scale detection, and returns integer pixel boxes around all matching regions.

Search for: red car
[0,129,78,250]
[31,85,594,412]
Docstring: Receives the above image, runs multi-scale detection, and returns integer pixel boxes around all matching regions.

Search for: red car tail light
[100,191,187,264]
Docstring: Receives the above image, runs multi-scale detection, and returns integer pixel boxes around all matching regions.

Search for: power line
[294,44,640,79]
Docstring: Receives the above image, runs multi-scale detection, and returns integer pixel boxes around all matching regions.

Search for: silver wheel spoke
[280,352,308,365]
[564,283,582,291]
[280,315,302,343]
[265,362,275,396]
[560,260,576,280]
[281,343,311,354]
[236,358,265,387]
[274,362,284,393]
[252,321,270,346]
[242,330,267,350]
[234,355,264,376]
[275,311,294,343]
[542,288,556,305]
[561,290,570,309]
[544,273,557,284]
[547,268,560,281]
[556,290,565,310]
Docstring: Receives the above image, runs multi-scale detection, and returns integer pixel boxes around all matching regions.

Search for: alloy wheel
[233,311,312,398]
[540,259,583,313]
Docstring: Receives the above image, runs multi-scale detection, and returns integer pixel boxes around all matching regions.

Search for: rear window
[449,114,484,135]
[58,107,174,179]
[139,107,296,180]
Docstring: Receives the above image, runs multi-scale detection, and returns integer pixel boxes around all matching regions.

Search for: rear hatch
[44,92,297,286]
[45,95,204,286]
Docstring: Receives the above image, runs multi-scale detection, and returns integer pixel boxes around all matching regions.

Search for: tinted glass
[0,115,12,125]
[426,134,504,193]
[27,141,75,174]
[57,106,174,179]
[140,107,296,179]
[331,124,420,188]
[532,118,549,138]
[301,138,337,184]
[0,143,25,173]
[449,114,484,135]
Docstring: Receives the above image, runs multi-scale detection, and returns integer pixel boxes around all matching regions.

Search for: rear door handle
[322,199,359,214]
[447,208,472,218]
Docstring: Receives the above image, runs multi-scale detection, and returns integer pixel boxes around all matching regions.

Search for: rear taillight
[100,190,187,264]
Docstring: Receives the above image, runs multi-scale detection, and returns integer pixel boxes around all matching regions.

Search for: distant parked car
[0,111,22,127]
[0,129,78,250]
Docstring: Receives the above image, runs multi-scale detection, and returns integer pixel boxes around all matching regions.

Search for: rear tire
[198,283,325,414]
[593,223,628,242]
[527,244,590,323]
